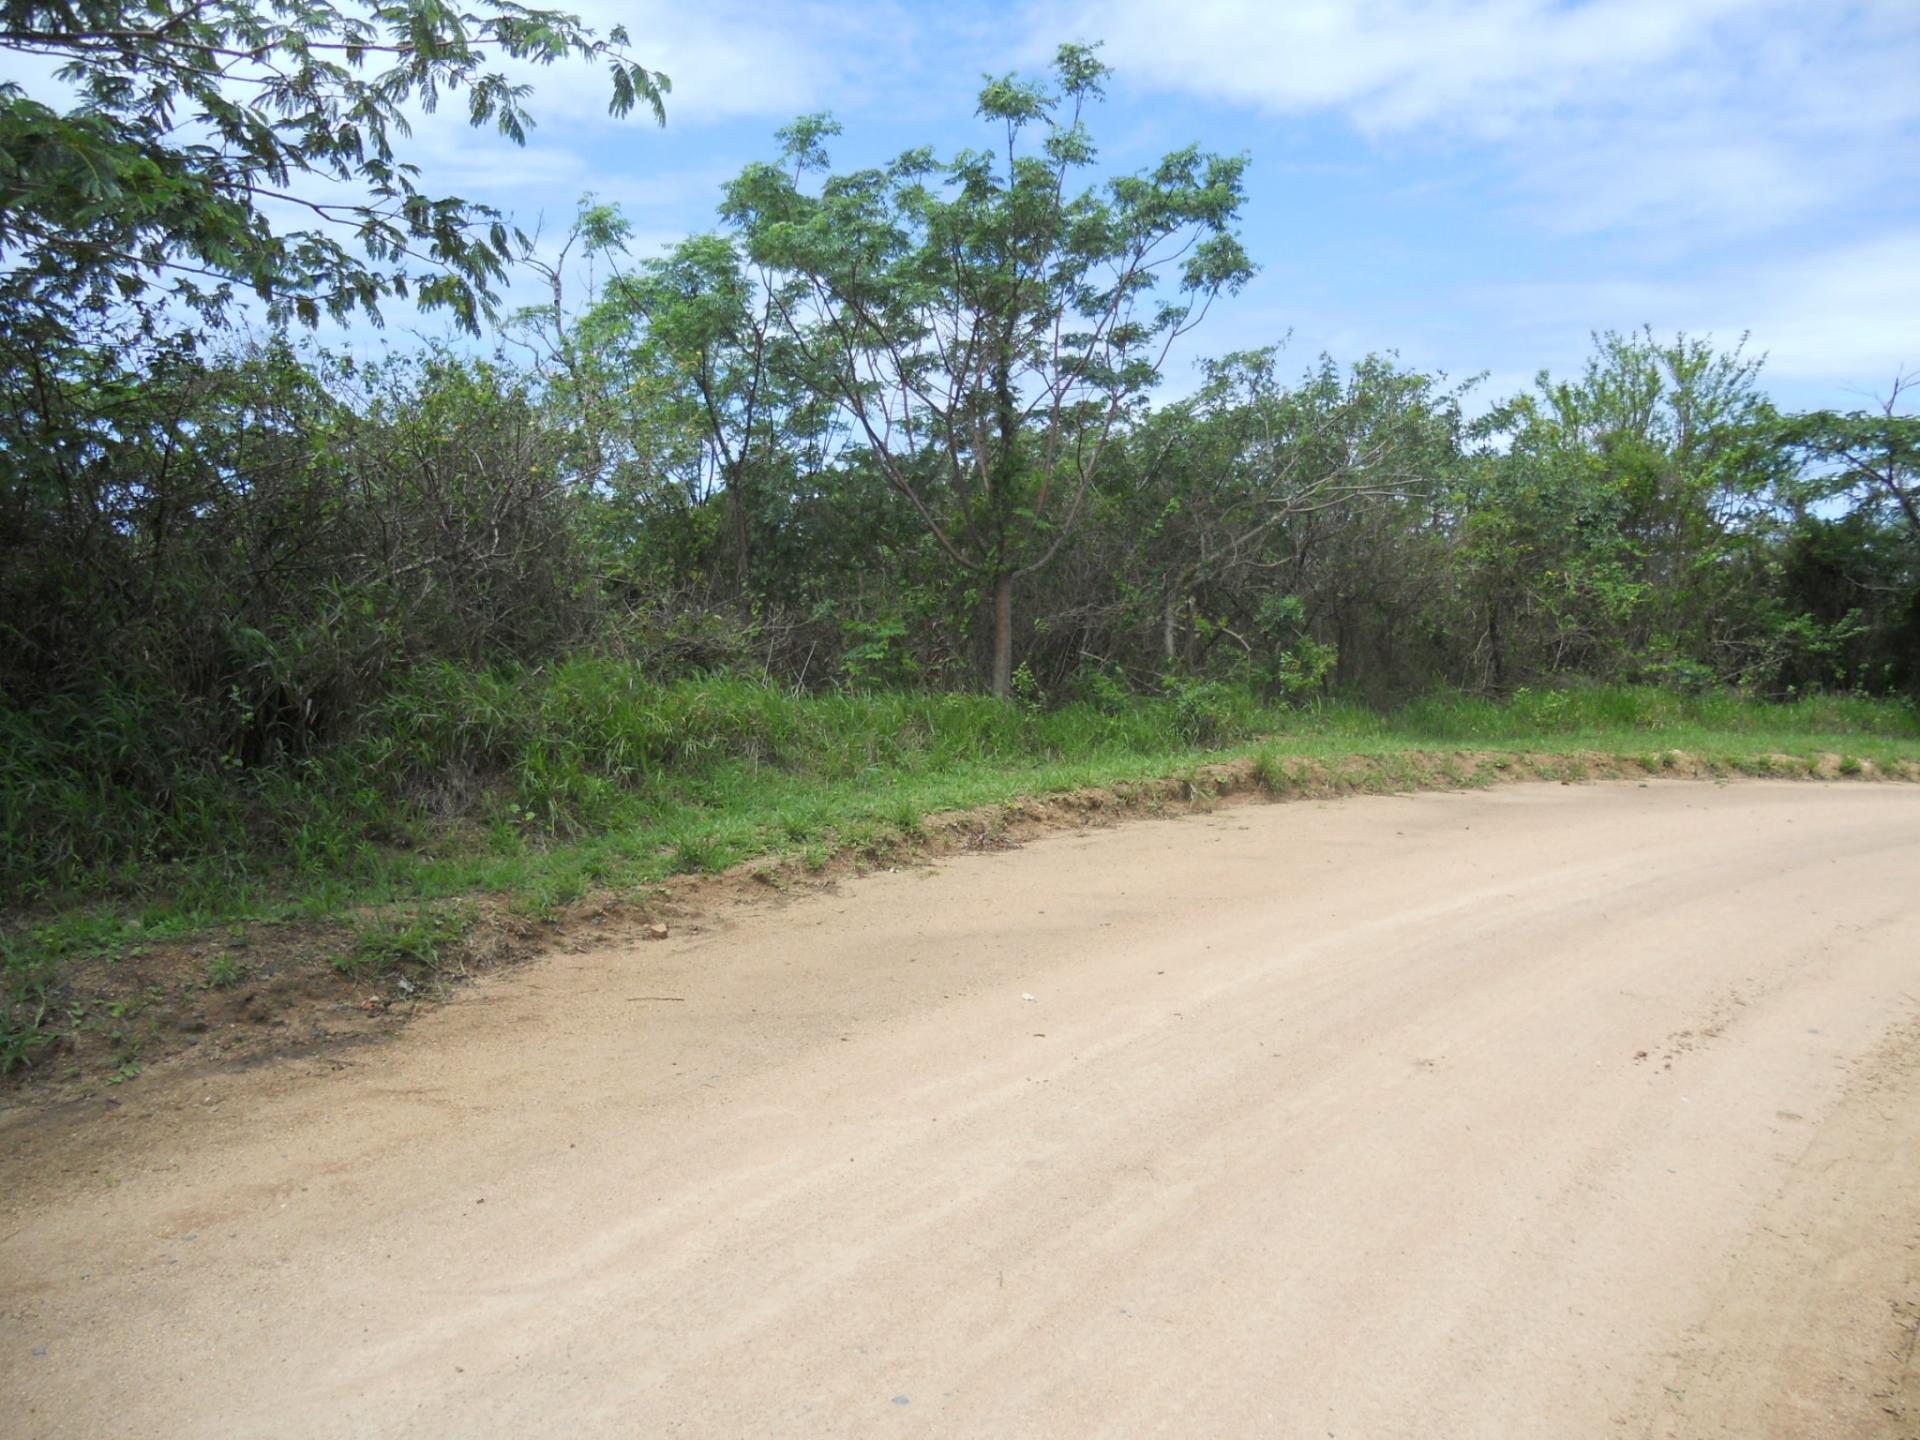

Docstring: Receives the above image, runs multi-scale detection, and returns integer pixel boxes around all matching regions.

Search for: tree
[510,200,843,599]
[1774,375,1920,692]
[0,3,666,736]
[722,43,1252,697]
[606,231,836,596]
[0,0,666,338]
[1464,329,1787,687]
[1125,348,1467,674]
[1784,374,1920,541]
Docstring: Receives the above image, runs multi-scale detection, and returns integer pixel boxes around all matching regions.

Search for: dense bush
[3,300,1916,915]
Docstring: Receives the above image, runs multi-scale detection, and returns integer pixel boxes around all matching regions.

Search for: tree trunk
[729,478,751,593]
[991,571,1015,699]
[1488,600,1507,691]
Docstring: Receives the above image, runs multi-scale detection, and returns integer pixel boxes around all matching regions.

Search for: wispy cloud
[1036,0,1762,128]
[1035,0,1920,238]
[1718,231,1919,389]
[482,0,924,127]
[1456,226,1920,397]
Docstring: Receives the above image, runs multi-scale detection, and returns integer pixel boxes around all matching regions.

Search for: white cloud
[1035,0,1920,239]
[1730,231,1919,387]
[1038,0,1761,128]
[477,0,920,127]
[1454,226,1920,399]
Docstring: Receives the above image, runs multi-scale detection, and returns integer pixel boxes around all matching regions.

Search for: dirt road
[4,781,1919,1438]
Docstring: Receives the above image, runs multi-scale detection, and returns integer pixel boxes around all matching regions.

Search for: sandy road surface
[4,781,1920,1438]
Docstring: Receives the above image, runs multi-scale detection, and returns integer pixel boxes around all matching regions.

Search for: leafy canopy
[721,42,1254,580]
[1782,375,1920,540]
[0,0,666,336]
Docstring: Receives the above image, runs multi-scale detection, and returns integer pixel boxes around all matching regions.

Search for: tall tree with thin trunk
[722,43,1252,696]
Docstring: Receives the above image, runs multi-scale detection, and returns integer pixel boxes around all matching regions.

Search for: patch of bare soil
[24,908,542,1089]
[1636,1017,1920,1438]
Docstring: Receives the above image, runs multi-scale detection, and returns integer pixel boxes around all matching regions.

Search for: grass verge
[4,674,1918,1087]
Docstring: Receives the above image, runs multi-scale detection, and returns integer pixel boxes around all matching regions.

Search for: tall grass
[2,666,1915,918]
[1384,685,1917,742]
[0,663,1282,909]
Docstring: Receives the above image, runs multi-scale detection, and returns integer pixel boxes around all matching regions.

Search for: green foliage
[16,649,1919,915]
[1782,388,1920,541]
[670,833,728,875]
[723,42,1252,695]
[339,906,468,979]
[1253,595,1340,699]
[1091,347,1471,700]
[0,0,665,338]
[1449,328,1821,695]
[0,933,59,1073]
[1072,668,1133,714]
[1390,684,1919,744]
[1010,662,1047,714]
[1166,679,1260,745]
[0,342,658,908]
[840,619,918,690]
[1250,745,1289,792]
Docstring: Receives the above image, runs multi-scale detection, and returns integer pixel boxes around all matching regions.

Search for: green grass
[2,668,1917,1074]
[336,905,470,980]
[1,931,59,1074]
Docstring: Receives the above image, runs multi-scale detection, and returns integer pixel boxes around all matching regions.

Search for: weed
[843,819,895,859]
[670,833,727,875]
[8,672,1918,911]
[507,891,561,924]
[337,906,467,978]
[1180,770,1217,808]
[1251,745,1287,792]
[0,934,58,1073]
[204,954,245,989]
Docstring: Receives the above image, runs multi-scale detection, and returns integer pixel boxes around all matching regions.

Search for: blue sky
[104,1,1920,412]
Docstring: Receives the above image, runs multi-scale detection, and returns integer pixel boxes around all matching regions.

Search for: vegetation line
[4,680,1916,1089]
